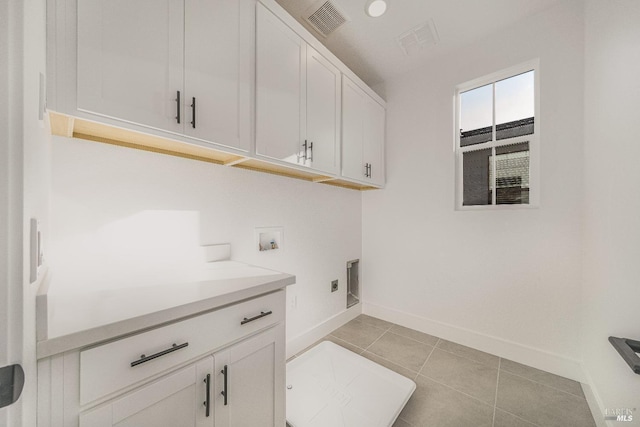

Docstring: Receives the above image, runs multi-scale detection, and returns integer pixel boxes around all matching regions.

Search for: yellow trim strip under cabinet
[48,112,378,191]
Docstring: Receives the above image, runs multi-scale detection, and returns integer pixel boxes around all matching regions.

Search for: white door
[306,46,341,174]
[215,325,285,427]
[341,76,366,181]
[79,357,214,427]
[255,3,306,165]
[363,97,385,186]
[77,0,184,134]
[183,0,251,151]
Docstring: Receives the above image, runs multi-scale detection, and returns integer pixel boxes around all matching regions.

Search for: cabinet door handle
[368,163,372,178]
[190,97,196,129]
[364,163,369,177]
[302,140,308,161]
[176,91,181,124]
[240,310,273,325]
[203,373,211,417]
[220,365,228,406]
[309,141,313,162]
[130,342,189,367]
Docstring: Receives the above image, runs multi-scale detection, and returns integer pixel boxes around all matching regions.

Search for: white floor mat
[286,341,416,427]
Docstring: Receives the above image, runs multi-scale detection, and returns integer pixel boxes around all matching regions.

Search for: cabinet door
[79,357,214,427]
[255,3,306,165]
[215,324,285,427]
[184,0,251,151]
[77,0,184,134]
[306,46,341,174]
[341,76,366,181]
[363,97,385,186]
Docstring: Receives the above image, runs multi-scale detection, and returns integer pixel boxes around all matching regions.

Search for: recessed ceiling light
[365,0,387,18]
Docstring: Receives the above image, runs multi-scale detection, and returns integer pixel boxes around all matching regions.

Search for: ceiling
[275,0,561,87]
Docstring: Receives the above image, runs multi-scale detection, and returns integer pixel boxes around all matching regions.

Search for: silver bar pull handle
[309,141,313,162]
[240,310,273,325]
[130,342,189,367]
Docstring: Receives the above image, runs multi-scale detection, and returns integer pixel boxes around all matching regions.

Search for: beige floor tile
[436,340,499,368]
[322,335,365,354]
[295,335,365,358]
[421,349,498,405]
[368,331,434,372]
[392,417,412,427]
[329,318,386,349]
[360,351,418,380]
[357,314,394,330]
[496,372,596,427]
[389,324,440,346]
[400,375,494,427]
[500,358,584,397]
[493,409,539,427]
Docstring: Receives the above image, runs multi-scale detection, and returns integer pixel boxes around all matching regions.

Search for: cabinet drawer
[79,290,284,405]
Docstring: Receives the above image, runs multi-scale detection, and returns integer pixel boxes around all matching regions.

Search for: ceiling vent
[396,20,440,55]
[304,0,350,38]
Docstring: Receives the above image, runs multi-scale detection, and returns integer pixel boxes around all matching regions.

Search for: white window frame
[454,59,540,210]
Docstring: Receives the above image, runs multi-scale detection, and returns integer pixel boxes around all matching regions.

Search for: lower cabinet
[215,326,285,427]
[78,325,284,427]
[38,291,286,427]
[79,357,215,427]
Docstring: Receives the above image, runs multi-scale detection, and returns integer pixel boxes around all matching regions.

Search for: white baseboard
[286,303,362,359]
[580,364,610,427]
[363,301,585,383]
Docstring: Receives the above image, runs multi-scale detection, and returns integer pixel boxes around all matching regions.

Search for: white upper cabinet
[77,0,185,134]
[255,3,305,165]
[255,3,340,175]
[341,75,385,186]
[52,0,384,188]
[305,46,341,175]
[183,0,251,150]
[363,95,385,186]
[76,0,251,151]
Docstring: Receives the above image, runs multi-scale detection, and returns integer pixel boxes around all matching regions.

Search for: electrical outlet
[290,295,297,310]
[331,280,338,292]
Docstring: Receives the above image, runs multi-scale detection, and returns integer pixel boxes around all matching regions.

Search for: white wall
[582,0,640,423]
[49,136,362,350]
[363,0,586,379]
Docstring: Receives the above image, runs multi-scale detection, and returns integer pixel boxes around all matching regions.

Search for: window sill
[455,203,539,212]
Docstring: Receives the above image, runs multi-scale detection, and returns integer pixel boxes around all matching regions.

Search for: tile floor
[290,315,597,427]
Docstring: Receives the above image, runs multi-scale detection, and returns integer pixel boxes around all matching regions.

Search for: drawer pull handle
[130,342,189,367]
[240,310,273,325]
[203,373,211,417]
[221,365,228,406]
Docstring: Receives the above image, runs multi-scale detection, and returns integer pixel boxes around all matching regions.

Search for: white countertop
[36,261,295,358]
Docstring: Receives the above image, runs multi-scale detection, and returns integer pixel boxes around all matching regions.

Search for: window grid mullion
[491,146,497,205]
[491,82,497,205]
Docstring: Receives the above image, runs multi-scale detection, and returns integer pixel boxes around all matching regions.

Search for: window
[455,61,538,209]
